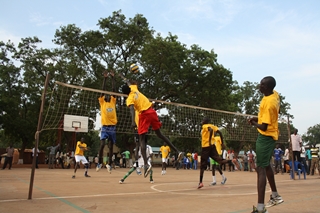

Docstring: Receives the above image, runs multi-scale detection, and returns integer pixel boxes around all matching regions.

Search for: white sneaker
[161,170,164,175]
[119,179,124,184]
[136,168,142,175]
[164,170,166,175]
[150,180,154,184]
[221,177,227,185]
[96,164,102,172]
[106,164,111,174]
[265,195,284,208]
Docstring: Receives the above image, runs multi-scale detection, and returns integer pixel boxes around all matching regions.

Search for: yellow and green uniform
[256,90,280,167]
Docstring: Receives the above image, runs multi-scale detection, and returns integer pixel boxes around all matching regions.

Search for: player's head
[259,76,276,94]
[294,129,298,134]
[122,84,131,95]
[202,117,210,124]
[80,137,85,143]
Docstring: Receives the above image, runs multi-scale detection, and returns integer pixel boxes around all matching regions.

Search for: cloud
[29,12,53,26]
[0,29,22,44]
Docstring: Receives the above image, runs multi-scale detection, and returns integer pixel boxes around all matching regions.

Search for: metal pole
[286,115,295,180]
[28,73,50,199]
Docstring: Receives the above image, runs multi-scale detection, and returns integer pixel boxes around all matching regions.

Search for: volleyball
[130,63,139,74]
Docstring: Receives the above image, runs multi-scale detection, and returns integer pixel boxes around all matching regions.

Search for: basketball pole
[28,73,50,200]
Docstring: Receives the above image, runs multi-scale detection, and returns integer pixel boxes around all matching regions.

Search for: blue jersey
[274,148,283,161]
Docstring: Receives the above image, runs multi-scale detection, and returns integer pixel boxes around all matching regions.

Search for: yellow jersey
[214,136,222,155]
[75,141,87,156]
[126,85,152,113]
[201,124,219,148]
[99,96,117,126]
[257,90,280,140]
[160,146,171,158]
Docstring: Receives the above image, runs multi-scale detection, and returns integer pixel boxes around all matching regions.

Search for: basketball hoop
[74,127,79,132]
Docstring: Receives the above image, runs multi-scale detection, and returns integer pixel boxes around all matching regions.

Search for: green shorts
[256,133,276,168]
[210,158,219,165]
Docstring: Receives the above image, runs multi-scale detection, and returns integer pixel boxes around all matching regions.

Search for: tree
[302,124,320,146]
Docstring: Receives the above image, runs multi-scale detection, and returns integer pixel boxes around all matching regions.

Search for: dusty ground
[0,164,319,213]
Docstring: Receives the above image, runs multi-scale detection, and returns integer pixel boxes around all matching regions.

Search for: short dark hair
[264,76,276,90]
[122,84,131,95]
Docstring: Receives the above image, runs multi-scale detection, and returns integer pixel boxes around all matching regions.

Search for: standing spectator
[160,142,170,175]
[300,144,308,174]
[305,147,311,175]
[310,144,320,176]
[247,149,256,172]
[46,143,60,169]
[227,150,235,172]
[248,76,283,212]
[2,144,14,170]
[193,152,198,170]
[283,147,290,173]
[243,153,249,171]
[32,147,40,169]
[291,129,302,162]
[273,144,283,174]
[221,148,227,171]
[122,150,130,168]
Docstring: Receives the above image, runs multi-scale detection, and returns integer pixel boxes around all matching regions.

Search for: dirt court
[0,165,319,213]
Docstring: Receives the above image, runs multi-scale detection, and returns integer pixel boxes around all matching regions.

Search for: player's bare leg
[154,129,184,161]
[72,162,80,178]
[106,140,113,173]
[97,140,105,171]
[140,133,150,177]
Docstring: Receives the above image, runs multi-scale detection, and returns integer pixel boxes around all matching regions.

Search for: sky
[1,0,320,136]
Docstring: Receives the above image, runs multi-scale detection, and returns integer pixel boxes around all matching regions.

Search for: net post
[28,73,50,200]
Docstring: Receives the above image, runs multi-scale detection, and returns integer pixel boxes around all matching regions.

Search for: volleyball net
[42,81,289,143]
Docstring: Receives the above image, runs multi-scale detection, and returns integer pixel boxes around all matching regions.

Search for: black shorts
[201,145,226,169]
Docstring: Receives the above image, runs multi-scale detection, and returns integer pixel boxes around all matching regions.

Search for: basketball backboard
[63,114,88,132]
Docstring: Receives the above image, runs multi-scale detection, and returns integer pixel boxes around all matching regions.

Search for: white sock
[212,176,216,182]
[222,174,225,179]
[272,191,279,198]
[257,203,264,211]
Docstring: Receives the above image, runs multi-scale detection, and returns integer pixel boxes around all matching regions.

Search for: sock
[85,171,87,175]
[272,191,279,198]
[136,161,138,167]
[257,203,264,211]
[222,174,225,179]
[212,176,216,182]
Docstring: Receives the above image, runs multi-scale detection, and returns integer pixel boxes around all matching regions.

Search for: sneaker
[221,177,227,185]
[106,164,111,174]
[96,163,102,172]
[161,170,164,175]
[209,182,216,186]
[72,175,75,179]
[251,205,268,213]
[164,170,166,175]
[119,179,124,184]
[197,182,204,189]
[150,179,154,184]
[136,168,142,175]
[265,195,284,208]
[85,174,91,177]
[144,165,152,178]
[177,152,184,162]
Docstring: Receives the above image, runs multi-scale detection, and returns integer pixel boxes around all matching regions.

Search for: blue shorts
[100,125,116,143]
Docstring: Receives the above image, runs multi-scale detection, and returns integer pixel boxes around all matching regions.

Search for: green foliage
[302,124,320,146]
[0,10,295,155]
